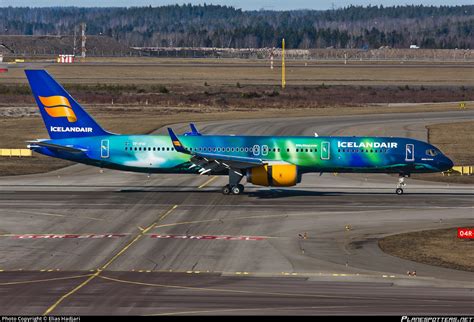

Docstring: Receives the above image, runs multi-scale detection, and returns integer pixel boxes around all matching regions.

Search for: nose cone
[440,156,454,171]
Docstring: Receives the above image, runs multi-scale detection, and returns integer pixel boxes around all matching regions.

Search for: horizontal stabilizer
[27,140,87,154]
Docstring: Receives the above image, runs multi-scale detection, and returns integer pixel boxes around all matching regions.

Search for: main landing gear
[222,170,244,195]
[222,184,245,195]
[396,174,408,195]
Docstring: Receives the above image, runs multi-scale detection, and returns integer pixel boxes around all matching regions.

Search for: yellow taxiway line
[198,176,217,189]
[43,204,178,316]
[0,274,93,286]
[198,176,218,189]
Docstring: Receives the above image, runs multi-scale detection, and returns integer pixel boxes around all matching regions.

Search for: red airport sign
[457,228,474,239]
[13,234,126,239]
[150,234,266,241]
[9,234,266,241]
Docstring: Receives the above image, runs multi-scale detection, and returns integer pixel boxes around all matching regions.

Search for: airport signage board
[457,228,474,239]
[12,234,126,239]
[150,234,266,241]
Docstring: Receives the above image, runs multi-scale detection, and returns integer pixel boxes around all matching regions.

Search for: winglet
[184,123,202,136]
[167,128,189,154]
[190,123,201,135]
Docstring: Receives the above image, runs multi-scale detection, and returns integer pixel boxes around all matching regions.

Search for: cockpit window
[426,149,439,156]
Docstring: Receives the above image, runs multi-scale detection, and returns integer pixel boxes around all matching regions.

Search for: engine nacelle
[246,164,300,187]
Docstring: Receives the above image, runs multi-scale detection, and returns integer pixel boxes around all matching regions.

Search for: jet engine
[246,164,300,187]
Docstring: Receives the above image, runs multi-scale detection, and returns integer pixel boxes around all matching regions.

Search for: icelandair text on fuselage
[50,126,92,133]
[338,141,398,149]
[1,317,80,322]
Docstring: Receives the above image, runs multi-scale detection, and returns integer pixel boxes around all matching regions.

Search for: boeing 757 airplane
[25,70,453,195]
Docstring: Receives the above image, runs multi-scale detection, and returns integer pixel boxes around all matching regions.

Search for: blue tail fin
[25,69,112,139]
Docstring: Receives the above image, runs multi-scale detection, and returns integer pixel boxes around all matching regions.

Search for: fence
[0,149,32,157]
[445,166,473,176]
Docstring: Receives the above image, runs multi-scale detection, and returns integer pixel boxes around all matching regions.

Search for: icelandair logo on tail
[39,96,77,122]
[39,95,93,133]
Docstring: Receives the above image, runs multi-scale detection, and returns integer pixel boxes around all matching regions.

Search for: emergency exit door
[321,141,330,160]
[405,144,414,161]
[101,139,109,158]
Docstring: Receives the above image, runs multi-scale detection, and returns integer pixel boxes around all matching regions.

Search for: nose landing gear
[396,174,408,195]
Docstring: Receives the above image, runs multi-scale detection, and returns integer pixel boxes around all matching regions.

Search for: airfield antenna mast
[81,23,87,60]
[270,49,274,70]
[73,27,77,56]
[281,38,286,89]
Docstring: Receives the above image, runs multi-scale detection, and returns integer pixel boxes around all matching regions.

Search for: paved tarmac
[0,110,472,315]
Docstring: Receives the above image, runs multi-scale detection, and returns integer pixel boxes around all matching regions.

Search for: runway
[0,110,473,315]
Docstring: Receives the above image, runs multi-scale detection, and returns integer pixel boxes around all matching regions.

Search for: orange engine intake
[246,164,299,187]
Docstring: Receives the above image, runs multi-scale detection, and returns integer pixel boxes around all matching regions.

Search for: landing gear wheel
[237,184,244,193]
[231,185,242,195]
[222,185,231,195]
[396,175,407,195]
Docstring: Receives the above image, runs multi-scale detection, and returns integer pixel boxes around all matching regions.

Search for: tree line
[0,4,472,49]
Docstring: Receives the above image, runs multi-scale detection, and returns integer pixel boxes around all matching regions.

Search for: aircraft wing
[26,140,87,154]
[189,152,263,174]
[168,128,263,174]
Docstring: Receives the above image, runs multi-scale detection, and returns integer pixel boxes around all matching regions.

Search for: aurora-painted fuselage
[33,134,453,175]
[24,69,454,193]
